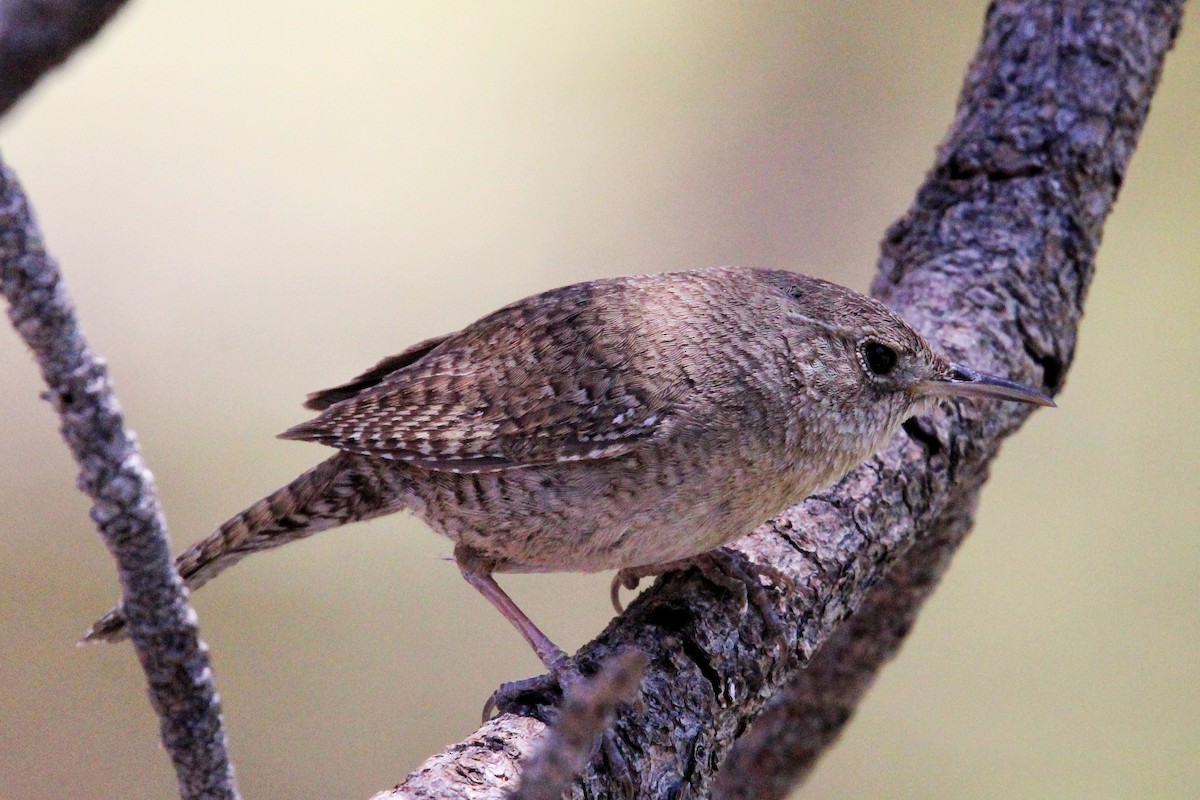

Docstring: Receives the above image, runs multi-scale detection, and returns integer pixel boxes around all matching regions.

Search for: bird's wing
[280,278,686,472]
[302,334,452,411]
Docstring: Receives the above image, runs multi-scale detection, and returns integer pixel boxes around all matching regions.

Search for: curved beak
[921,363,1056,407]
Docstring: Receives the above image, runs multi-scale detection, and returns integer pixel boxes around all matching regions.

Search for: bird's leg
[611,547,792,634]
[455,544,571,671]
[456,544,582,719]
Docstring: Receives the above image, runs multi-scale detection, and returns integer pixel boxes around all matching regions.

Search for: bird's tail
[82,451,407,643]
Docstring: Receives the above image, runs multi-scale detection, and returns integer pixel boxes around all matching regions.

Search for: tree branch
[716,4,1185,795]
[713,488,979,799]
[0,156,240,800]
[511,651,648,800]
[0,0,131,117]
[377,1,1185,797]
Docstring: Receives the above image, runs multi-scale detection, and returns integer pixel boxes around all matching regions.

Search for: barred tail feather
[82,452,405,643]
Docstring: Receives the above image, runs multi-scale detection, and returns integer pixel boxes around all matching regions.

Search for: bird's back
[298,267,835,572]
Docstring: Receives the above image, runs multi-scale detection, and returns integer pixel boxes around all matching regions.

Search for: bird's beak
[921,363,1056,407]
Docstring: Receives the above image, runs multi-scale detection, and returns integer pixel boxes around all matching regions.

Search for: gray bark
[0,158,240,800]
[0,0,131,116]
[0,4,240,797]
[377,1,1186,798]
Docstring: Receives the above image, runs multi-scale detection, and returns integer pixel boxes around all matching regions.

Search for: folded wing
[281,279,682,472]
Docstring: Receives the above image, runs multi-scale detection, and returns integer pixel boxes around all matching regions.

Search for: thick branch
[0,157,240,800]
[716,3,1184,794]
[379,1,1184,798]
[713,486,980,798]
[0,0,131,117]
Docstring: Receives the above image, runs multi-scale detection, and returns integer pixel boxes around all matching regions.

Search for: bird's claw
[482,659,583,722]
[609,569,643,613]
[611,548,793,637]
[693,547,792,636]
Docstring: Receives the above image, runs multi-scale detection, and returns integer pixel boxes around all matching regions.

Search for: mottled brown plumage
[84,267,1052,669]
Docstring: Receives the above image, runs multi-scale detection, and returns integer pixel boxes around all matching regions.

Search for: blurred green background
[1,3,1196,798]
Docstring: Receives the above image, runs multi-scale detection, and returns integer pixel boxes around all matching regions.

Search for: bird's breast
[401,434,840,574]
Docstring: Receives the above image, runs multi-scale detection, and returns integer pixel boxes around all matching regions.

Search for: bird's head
[766,271,1054,460]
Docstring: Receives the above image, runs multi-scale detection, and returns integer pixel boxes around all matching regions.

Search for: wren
[85,267,1053,673]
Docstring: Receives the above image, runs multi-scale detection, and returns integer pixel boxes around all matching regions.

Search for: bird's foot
[490,651,645,795]
[482,657,583,722]
[610,568,648,613]
[694,548,792,638]
[612,547,792,637]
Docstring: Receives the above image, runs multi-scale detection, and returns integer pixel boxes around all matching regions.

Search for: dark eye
[862,341,898,376]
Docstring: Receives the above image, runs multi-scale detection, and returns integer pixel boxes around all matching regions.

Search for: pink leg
[455,544,569,671]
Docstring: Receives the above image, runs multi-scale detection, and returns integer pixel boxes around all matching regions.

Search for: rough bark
[0,158,240,800]
[511,652,648,800]
[716,2,1184,793]
[0,0,131,117]
[377,1,1185,798]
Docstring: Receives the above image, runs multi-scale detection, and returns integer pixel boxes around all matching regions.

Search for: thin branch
[378,1,1185,797]
[511,651,648,800]
[0,0,131,117]
[0,156,240,800]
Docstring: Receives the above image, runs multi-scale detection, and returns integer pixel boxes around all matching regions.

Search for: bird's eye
[861,341,898,376]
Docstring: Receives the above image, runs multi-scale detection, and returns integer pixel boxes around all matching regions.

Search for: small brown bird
[85,267,1053,674]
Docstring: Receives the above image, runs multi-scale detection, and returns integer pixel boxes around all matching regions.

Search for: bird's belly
[402,452,818,573]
